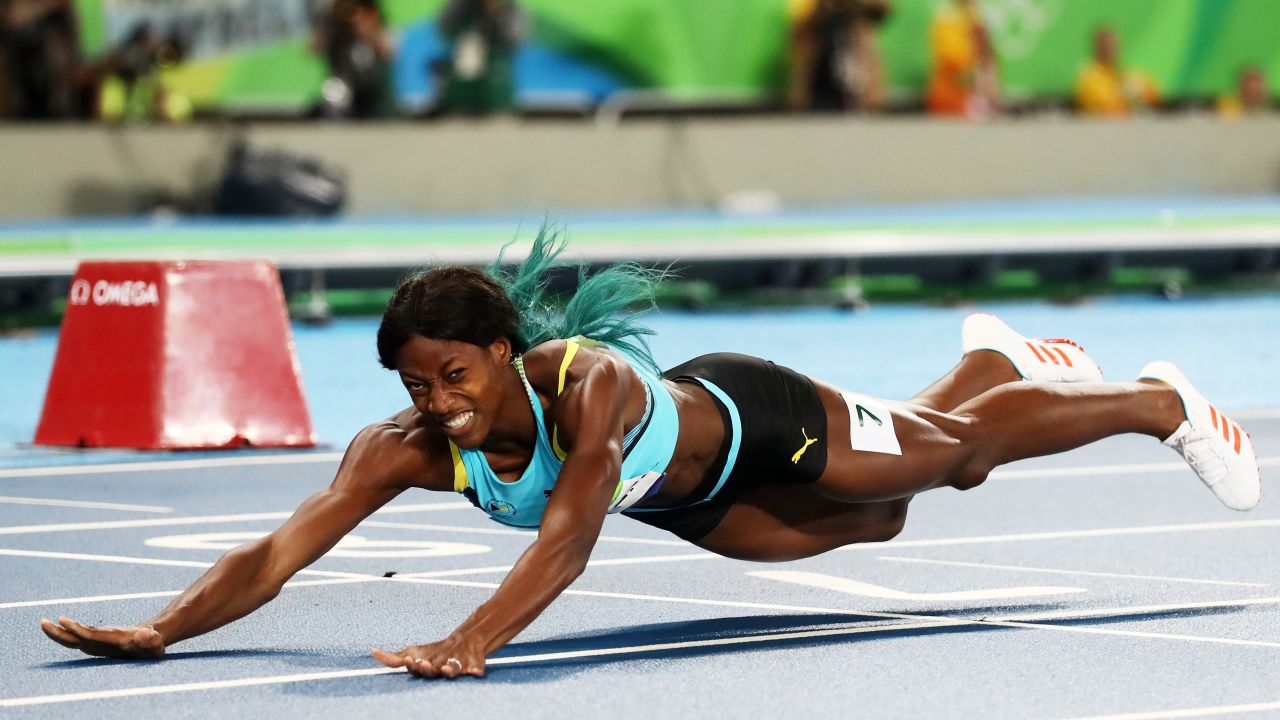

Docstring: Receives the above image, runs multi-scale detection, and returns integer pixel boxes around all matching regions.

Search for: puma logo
[791,427,819,464]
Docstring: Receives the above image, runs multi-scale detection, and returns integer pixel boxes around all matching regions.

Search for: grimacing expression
[395,335,512,448]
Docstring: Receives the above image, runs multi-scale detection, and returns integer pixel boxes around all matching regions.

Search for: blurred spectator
[786,0,891,113]
[1217,65,1270,118]
[437,0,524,115]
[0,0,87,119]
[96,22,191,123]
[311,0,395,119]
[925,0,998,118]
[1075,26,1159,116]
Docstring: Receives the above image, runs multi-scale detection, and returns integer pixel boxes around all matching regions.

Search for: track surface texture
[2,296,1278,718]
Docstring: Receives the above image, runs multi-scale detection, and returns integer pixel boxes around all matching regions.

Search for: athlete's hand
[40,617,166,659]
[372,634,486,679]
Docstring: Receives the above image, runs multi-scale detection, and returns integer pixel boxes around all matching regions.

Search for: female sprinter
[41,228,1261,678]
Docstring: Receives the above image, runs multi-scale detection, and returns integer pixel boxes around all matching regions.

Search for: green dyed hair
[490,223,668,373]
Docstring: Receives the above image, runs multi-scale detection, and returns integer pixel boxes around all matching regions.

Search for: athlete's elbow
[542,536,594,583]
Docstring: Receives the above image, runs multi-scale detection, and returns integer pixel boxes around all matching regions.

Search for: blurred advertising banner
[71,0,1278,113]
[99,0,313,59]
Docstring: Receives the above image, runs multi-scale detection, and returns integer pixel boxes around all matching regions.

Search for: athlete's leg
[811,379,1183,503]
[691,485,911,562]
[913,313,1103,412]
[909,350,1020,413]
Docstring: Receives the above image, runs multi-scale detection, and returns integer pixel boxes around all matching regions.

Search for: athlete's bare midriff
[639,378,725,505]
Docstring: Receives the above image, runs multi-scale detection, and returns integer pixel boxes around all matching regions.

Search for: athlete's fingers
[371,648,407,669]
[56,617,97,641]
[416,657,441,679]
[465,658,485,678]
[40,618,82,649]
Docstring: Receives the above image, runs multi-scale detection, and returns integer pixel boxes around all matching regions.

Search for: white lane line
[0,453,344,479]
[395,552,720,579]
[0,548,214,570]
[748,570,1086,602]
[1001,595,1280,623]
[0,552,718,609]
[2,590,184,610]
[1063,699,1280,719]
[0,548,413,583]
[0,496,173,513]
[0,619,952,708]
[0,502,472,536]
[359,519,689,547]
[840,517,1280,552]
[877,556,1269,588]
[0,576,381,610]
[991,456,1280,480]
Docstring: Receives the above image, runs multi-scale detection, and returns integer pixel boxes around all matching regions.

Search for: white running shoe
[1139,361,1261,511]
[961,313,1104,383]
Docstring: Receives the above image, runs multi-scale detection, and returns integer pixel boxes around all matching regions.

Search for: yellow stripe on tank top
[448,440,468,493]
[551,339,581,461]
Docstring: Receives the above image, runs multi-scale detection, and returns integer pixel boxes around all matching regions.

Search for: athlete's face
[395,334,513,448]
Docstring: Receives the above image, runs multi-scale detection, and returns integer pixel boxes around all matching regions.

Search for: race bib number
[841,392,901,456]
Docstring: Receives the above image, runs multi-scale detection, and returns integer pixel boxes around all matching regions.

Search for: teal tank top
[448,339,680,528]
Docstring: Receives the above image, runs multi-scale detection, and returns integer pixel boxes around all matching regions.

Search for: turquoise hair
[489,223,668,374]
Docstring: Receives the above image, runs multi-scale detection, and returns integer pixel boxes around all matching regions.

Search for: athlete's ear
[488,337,513,366]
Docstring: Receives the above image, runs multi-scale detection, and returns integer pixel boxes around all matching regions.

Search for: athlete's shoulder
[339,411,454,492]
[520,339,619,389]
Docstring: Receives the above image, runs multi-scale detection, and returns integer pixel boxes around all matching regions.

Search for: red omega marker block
[35,260,316,449]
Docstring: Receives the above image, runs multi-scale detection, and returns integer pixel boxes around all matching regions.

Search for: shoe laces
[1177,430,1230,486]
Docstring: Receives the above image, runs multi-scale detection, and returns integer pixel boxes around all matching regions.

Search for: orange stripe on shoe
[1233,423,1243,454]
[1210,405,1220,429]
[1222,417,1232,443]
[1041,345,1060,365]
[1026,342,1046,363]
[1050,345,1073,367]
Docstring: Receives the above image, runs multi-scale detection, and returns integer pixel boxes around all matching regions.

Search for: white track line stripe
[1064,699,1280,719]
[0,502,471,535]
[395,553,720,579]
[991,456,1279,480]
[0,552,718,609]
[0,453,345,478]
[0,548,214,569]
[840,518,1280,552]
[2,590,184,610]
[0,577,384,610]
[0,548,420,582]
[359,519,689,547]
[0,496,172,513]
[1001,595,1280,623]
[877,556,1268,588]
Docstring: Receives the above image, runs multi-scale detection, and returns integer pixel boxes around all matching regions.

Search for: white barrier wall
[0,115,1277,219]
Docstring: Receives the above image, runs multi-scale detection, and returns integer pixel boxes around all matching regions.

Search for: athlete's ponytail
[377,222,667,373]
[490,222,667,374]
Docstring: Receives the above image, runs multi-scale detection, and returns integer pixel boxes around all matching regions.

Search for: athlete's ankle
[1137,379,1185,439]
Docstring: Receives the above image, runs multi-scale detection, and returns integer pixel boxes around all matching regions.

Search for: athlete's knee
[938,413,1000,491]
[868,499,909,542]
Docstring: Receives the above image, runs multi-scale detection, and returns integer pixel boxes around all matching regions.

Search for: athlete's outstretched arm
[40,423,423,659]
[373,357,632,678]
